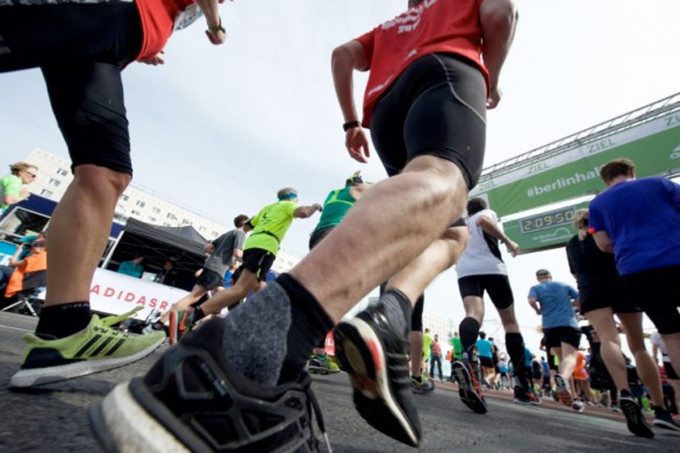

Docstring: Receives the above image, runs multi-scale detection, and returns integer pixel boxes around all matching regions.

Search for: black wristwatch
[343,121,361,132]
[208,17,226,34]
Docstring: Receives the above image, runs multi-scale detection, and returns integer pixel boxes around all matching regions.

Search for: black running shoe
[89,318,329,452]
[619,394,654,438]
[451,359,487,414]
[513,386,540,406]
[333,303,421,447]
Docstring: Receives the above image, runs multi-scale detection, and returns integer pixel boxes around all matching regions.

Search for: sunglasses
[23,170,37,178]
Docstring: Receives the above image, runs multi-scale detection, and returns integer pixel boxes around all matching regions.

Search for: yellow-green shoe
[9,314,165,388]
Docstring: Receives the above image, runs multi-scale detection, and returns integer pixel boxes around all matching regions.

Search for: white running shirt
[456,208,507,278]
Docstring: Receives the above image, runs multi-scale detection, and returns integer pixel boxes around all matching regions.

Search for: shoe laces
[301,375,332,453]
[99,306,144,328]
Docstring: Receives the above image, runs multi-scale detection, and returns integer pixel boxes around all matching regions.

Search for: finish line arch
[470,92,680,254]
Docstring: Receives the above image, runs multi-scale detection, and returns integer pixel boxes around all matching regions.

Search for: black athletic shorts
[0,3,144,176]
[579,280,641,315]
[309,226,334,250]
[458,274,514,310]
[370,53,487,189]
[479,356,494,369]
[622,265,680,335]
[543,326,582,350]
[196,268,225,291]
[241,248,276,282]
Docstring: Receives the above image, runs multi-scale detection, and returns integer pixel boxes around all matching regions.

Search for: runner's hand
[487,86,501,109]
[206,29,227,45]
[139,51,165,66]
[345,127,370,163]
[506,239,520,257]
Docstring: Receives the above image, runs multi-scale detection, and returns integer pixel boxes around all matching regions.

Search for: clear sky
[1,0,679,353]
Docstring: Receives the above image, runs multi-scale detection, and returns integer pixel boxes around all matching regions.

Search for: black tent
[102,218,211,291]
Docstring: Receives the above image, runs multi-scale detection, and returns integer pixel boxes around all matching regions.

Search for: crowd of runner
[2,0,679,450]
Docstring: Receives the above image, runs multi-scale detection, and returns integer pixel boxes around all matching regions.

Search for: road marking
[0,323,33,333]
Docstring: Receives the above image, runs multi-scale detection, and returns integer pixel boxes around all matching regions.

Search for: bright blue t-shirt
[476,338,493,358]
[528,280,579,329]
[589,177,680,275]
[524,348,533,367]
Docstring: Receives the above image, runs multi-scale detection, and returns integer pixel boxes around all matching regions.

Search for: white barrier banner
[88,268,188,320]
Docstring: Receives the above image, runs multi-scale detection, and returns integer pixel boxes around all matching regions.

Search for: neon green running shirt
[0,174,22,212]
[244,200,297,255]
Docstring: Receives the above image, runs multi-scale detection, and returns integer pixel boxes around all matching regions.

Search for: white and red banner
[87,268,188,319]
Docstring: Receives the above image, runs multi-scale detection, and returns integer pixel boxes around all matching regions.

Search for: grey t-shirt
[203,229,246,275]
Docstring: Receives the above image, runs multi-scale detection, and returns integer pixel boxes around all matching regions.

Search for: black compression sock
[35,302,92,340]
[192,306,205,322]
[276,273,334,384]
[459,317,481,357]
[506,332,528,388]
[378,289,412,337]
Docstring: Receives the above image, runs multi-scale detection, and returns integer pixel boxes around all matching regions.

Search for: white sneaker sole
[94,382,189,452]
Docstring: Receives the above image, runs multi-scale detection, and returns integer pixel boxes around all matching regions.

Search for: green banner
[471,111,680,217]
[503,202,590,253]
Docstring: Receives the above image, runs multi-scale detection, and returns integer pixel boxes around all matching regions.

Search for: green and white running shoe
[9,313,165,388]
[308,354,341,375]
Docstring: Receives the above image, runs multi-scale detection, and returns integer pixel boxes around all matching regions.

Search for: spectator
[4,238,47,299]
[1,162,37,216]
[117,256,145,278]
[153,260,178,287]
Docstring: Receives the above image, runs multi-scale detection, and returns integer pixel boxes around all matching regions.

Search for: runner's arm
[528,297,541,315]
[197,0,228,45]
[592,231,614,253]
[477,215,519,256]
[479,0,518,109]
[331,40,371,163]
[8,244,27,268]
[294,204,322,219]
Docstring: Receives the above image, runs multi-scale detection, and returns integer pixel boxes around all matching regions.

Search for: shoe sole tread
[334,319,419,447]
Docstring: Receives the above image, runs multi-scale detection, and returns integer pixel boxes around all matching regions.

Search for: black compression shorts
[622,265,680,335]
[579,280,642,315]
[370,53,487,189]
[458,274,514,310]
[0,3,143,175]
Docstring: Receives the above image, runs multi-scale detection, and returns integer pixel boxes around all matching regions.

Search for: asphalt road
[0,312,678,452]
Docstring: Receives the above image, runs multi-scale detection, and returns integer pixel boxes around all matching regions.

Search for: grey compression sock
[221,281,292,387]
